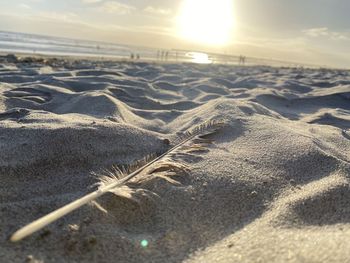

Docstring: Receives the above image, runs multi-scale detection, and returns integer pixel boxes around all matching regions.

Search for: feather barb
[10,119,225,242]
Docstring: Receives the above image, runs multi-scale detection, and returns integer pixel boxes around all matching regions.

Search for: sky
[0,0,350,68]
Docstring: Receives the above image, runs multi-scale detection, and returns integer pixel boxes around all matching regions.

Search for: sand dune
[0,56,350,262]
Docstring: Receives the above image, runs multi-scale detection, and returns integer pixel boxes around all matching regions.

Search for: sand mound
[1,57,350,262]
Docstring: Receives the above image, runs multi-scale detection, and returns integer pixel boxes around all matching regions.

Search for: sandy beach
[1,54,350,262]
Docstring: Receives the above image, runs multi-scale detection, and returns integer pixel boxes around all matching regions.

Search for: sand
[0,54,350,262]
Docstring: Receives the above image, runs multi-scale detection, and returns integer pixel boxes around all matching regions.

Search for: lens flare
[140,239,149,248]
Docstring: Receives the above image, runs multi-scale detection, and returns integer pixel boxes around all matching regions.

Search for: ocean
[0,30,310,67]
[0,30,158,60]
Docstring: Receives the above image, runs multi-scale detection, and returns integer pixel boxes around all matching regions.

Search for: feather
[10,119,225,242]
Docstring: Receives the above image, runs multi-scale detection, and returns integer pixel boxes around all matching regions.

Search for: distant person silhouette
[239,55,246,65]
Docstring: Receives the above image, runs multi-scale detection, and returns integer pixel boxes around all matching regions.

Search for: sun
[176,0,235,46]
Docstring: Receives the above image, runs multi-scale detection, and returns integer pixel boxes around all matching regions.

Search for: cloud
[99,1,135,14]
[81,0,103,4]
[330,32,349,40]
[144,6,172,16]
[303,27,349,40]
[19,3,31,9]
[36,11,80,23]
[303,27,329,37]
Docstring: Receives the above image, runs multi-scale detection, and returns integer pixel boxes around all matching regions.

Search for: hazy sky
[0,0,350,67]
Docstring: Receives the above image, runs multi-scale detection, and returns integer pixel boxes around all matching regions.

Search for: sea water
[0,30,155,59]
[0,30,308,67]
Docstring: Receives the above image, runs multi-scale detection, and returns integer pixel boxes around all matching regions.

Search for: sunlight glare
[186,52,212,64]
[177,0,235,46]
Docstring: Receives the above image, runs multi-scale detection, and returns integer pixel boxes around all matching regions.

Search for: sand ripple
[1,58,350,262]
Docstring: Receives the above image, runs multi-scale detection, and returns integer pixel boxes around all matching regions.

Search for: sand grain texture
[0,57,350,262]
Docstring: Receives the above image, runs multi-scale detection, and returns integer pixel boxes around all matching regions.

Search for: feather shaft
[10,120,224,242]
